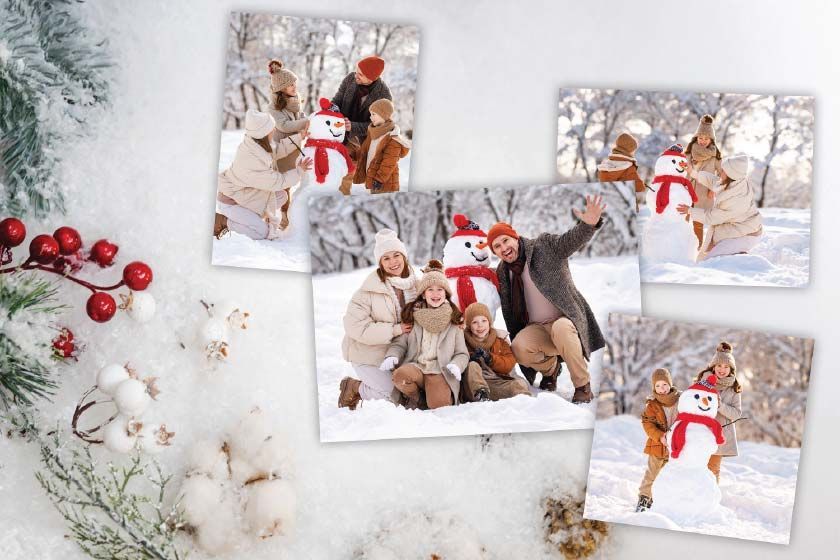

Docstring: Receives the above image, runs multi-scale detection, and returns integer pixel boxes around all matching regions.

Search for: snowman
[303,98,356,191]
[651,374,725,522]
[442,214,501,319]
[641,144,699,263]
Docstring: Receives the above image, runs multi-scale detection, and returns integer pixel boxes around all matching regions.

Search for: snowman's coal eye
[326,120,331,126]
[694,394,700,399]
[672,159,676,163]
[464,242,472,248]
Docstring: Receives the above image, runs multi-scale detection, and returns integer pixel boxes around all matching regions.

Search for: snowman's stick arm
[288,135,306,157]
[720,416,749,428]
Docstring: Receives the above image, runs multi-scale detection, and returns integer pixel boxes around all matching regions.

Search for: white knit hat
[373,229,408,263]
[721,154,750,180]
[244,109,275,139]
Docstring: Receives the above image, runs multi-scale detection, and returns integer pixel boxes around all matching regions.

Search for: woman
[267,59,309,229]
[677,154,763,260]
[338,229,417,410]
[685,115,723,247]
[216,109,312,240]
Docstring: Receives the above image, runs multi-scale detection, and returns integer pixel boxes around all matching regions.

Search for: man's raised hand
[573,194,607,226]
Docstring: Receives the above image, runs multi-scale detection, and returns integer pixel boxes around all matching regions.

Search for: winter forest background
[557,89,815,208]
[598,313,813,448]
[222,12,419,135]
[308,182,638,274]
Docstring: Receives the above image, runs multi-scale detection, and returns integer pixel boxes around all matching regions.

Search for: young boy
[636,367,681,512]
[461,302,532,403]
[351,98,410,194]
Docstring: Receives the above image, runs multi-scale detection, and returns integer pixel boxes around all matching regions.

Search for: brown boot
[572,382,593,404]
[338,173,353,196]
[539,374,557,392]
[338,377,362,410]
[213,213,228,239]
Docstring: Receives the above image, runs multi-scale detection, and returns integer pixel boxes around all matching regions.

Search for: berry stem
[0,261,125,293]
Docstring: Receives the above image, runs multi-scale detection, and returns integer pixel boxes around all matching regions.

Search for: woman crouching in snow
[380,260,470,409]
[214,109,312,240]
[677,154,763,260]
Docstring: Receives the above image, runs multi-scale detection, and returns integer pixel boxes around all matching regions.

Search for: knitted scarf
[284,95,301,114]
[413,302,453,334]
[670,413,725,459]
[367,120,395,141]
[652,174,698,214]
[349,83,373,122]
[715,373,736,390]
[445,266,500,312]
[464,327,498,352]
[689,142,717,163]
[307,138,356,184]
[652,388,680,408]
[385,275,417,318]
[507,241,529,325]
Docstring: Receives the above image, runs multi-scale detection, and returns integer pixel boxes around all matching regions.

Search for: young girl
[685,115,723,247]
[596,132,646,210]
[636,368,681,512]
[352,98,410,194]
[461,302,531,403]
[380,260,469,409]
[267,59,309,229]
[215,110,312,240]
[677,154,763,260]
[695,341,743,483]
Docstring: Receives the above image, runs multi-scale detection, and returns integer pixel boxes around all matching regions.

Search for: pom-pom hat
[688,374,720,395]
[314,98,345,119]
[709,341,736,368]
[661,143,686,158]
[267,59,298,93]
[373,229,408,263]
[451,214,487,238]
[694,114,717,141]
[417,260,451,296]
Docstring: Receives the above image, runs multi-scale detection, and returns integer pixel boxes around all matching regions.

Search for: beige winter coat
[342,271,408,367]
[385,323,470,404]
[217,136,301,220]
[714,385,742,457]
[688,154,722,211]
[689,171,763,254]
[269,107,307,172]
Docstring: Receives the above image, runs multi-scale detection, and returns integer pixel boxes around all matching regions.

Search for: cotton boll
[199,317,230,345]
[179,474,223,527]
[215,300,249,329]
[244,478,296,538]
[188,439,229,479]
[96,363,130,395]
[228,408,273,462]
[126,291,156,322]
[249,433,292,477]
[195,501,239,554]
[137,423,174,454]
[102,417,138,454]
[229,455,263,486]
[113,378,150,417]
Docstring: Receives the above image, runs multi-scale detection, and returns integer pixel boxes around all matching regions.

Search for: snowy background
[557,89,814,288]
[309,183,641,441]
[584,314,812,543]
[2,1,839,559]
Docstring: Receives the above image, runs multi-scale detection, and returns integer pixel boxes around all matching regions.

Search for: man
[331,55,392,194]
[479,195,607,404]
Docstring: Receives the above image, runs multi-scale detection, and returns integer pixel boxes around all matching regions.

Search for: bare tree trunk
[758,96,781,208]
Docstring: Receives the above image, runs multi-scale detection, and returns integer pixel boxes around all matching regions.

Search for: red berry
[29,234,60,264]
[89,239,119,267]
[122,261,153,291]
[53,226,82,255]
[52,328,76,358]
[86,292,117,322]
[0,217,26,247]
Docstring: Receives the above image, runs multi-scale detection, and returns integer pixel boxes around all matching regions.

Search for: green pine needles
[0,273,64,408]
[0,0,110,216]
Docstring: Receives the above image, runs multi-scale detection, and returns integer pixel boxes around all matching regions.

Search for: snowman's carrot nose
[701,396,709,406]
[679,160,688,168]
[334,121,344,128]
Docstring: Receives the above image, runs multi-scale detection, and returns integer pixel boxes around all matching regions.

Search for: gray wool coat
[713,384,742,457]
[497,220,605,360]
[330,73,392,144]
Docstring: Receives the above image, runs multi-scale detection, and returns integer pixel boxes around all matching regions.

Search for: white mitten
[379,356,399,371]
[445,363,462,381]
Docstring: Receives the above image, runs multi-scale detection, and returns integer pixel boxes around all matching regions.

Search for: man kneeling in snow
[480,195,606,404]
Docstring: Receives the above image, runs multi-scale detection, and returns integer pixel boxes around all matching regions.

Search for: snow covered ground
[640,207,810,287]
[211,130,412,272]
[314,256,641,442]
[584,415,800,544]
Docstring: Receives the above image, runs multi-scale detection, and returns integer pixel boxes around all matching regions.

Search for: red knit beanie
[357,56,385,81]
[477,222,519,251]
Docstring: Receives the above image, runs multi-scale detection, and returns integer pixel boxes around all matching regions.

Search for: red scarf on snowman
[444,214,500,312]
[308,98,356,184]
[652,145,698,214]
[670,375,726,459]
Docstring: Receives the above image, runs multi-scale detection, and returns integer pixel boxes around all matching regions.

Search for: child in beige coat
[685,115,723,247]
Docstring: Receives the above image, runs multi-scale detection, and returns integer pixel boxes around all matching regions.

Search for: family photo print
[557,88,814,287]
[212,12,420,272]
[309,182,642,442]
[584,313,813,544]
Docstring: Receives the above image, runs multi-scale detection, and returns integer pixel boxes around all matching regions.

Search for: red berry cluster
[52,327,76,359]
[0,217,153,323]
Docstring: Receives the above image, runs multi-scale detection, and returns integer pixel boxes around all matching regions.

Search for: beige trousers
[461,362,531,402]
[510,318,590,387]
[392,364,453,409]
[638,455,668,499]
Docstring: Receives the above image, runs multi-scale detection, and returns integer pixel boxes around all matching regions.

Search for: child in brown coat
[597,132,646,210]
[352,99,410,194]
[636,367,681,512]
[461,302,532,403]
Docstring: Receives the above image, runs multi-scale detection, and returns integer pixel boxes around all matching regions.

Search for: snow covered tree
[0,0,110,217]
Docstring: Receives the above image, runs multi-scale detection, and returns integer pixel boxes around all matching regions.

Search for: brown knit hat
[464,302,492,328]
[268,59,298,93]
[612,132,638,157]
[369,98,394,121]
[651,367,673,391]
[709,341,736,368]
[416,260,451,297]
[357,56,385,81]
[695,114,716,141]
